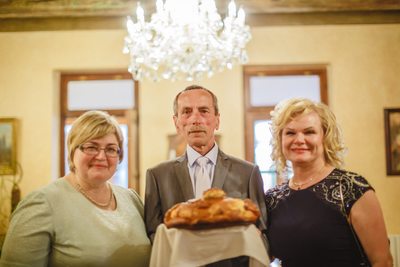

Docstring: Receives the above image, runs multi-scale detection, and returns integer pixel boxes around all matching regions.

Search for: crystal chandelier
[123,0,251,81]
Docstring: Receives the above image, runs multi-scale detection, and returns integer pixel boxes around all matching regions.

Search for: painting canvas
[167,134,221,159]
[384,109,400,175]
[0,118,17,175]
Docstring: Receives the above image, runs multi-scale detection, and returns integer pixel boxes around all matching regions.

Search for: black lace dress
[265,168,372,267]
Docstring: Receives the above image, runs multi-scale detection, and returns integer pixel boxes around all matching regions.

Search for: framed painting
[167,134,221,159]
[0,118,17,175]
[384,109,400,175]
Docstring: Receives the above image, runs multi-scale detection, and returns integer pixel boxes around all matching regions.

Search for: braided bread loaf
[164,188,260,229]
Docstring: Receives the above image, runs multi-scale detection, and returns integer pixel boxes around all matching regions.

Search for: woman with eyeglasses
[0,110,151,267]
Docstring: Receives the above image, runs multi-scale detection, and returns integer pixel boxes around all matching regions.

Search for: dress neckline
[288,167,337,192]
[62,177,119,212]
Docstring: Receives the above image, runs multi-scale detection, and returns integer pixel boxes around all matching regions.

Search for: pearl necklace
[75,182,114,208]
[290,165,325,190]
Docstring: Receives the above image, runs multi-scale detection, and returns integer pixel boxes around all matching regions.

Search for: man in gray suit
[144,85,267,266]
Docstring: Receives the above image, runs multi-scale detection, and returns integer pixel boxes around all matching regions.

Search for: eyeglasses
[78,144,121,158]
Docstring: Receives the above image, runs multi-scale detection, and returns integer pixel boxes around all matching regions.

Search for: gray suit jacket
[144,149,267,244]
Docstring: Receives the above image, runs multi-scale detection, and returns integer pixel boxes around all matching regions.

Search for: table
[149,223,270,267]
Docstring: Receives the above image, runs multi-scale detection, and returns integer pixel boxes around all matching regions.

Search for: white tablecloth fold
[150,223,270,267]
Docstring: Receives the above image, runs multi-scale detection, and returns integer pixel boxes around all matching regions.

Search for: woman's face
[73,133,119,185]
[281,112,325,167]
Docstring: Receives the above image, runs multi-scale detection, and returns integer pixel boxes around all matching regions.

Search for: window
[60,72,140,190]
[244,65,328,191]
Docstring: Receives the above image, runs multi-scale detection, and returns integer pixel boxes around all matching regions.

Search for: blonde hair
[67,110,124,172]
[270,98,346,176]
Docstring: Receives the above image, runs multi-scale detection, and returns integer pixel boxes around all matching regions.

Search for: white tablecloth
[149,223,270,267]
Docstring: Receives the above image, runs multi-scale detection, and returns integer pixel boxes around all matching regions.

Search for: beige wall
[0,24,399,234]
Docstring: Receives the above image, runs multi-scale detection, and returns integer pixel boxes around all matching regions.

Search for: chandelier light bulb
[228,0,237,17]
[238,8,245,24]
[156,0,163,12]
[136,3,145,23]
[123,0,251,81]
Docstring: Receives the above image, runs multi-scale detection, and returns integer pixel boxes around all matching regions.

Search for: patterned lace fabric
[265,168,373,216]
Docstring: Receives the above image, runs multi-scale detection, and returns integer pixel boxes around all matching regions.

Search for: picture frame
[167,134,221,159]
[384,108,400,175]
[0,118,17,175]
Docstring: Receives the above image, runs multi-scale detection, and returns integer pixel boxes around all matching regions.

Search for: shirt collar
[187,143,219,167]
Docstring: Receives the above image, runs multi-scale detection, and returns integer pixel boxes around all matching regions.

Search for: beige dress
[0,178,151,267]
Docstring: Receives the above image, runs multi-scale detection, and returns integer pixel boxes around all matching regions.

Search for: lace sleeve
[265,182,290,212]
[339,170,374,216]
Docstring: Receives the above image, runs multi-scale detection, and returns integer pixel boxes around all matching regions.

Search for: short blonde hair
[270,98,346,176]
[67,110,124,172]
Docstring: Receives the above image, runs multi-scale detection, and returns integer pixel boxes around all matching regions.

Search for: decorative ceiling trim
[1,0,400,32]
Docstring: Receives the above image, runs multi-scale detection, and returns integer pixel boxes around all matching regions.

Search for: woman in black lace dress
[265,98,392,267]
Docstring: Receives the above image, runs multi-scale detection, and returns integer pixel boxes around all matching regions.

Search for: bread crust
[164,188,260,229]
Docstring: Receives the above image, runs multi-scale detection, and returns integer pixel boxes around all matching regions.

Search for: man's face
[173,89,220,154]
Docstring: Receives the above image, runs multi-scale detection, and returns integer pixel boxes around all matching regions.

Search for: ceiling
[1,0,400,32]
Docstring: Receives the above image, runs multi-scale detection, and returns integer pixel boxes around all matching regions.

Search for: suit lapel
[174,155,195,200]
[212,150,230,188]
